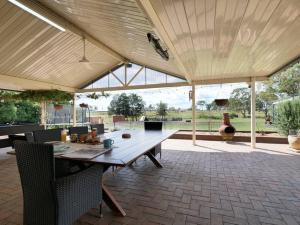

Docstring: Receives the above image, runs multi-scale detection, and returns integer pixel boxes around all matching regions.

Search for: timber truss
[79,63,188,92]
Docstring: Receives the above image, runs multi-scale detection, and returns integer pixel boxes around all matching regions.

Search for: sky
[77,83,248,111]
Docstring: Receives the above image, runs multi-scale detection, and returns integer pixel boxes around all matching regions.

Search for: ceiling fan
[61,36,108,70]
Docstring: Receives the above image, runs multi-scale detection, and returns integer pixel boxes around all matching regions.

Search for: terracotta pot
[54,104,63,110]
[288,135,300,151]
[219,113,236,141]
[215,99,229,107]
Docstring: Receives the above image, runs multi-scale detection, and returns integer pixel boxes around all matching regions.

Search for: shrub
[276,98,300,136]
[229,113,238,119]
[197,111,222,120]
[171,117,182,121]
[0,102,17,124]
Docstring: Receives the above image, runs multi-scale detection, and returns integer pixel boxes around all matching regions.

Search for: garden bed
[171,130,288,144]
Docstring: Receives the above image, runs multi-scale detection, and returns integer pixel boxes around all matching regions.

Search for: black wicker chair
[15,141,103,225]
[69,126,88,136]
[32,128,82,177]
[144,122,162,158]
[33,128,62,143]
[90,124,105,134]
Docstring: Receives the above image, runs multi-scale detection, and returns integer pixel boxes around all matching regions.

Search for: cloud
[77,83,248,110]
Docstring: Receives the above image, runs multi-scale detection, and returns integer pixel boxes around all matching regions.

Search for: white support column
[73,94,77,127]
[192,84,196,145]
[251,77,256,148]
[40,101,47,128]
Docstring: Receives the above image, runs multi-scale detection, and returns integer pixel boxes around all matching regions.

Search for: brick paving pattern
[1,140,300,225]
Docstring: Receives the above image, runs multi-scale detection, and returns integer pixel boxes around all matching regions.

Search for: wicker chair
[144,122,162,158]
[69,126,88,136]
[33,128,62,143]
[15,141,103,225]
[90,124,105,134]
[32,128,82,177]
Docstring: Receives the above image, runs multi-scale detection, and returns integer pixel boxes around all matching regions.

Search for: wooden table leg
[145,152,163,168]
[102,182,126,216]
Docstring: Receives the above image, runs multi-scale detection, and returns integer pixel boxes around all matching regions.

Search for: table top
[59,129,177,166]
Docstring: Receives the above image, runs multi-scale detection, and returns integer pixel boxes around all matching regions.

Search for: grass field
[90,110,277,132]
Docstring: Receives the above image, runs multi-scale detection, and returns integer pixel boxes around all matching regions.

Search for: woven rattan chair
[15,141,103,225]
[144,122,162,158]
[33,128,62,143]
[69,126,88,136]
[90,124,105,134]
[32,128,83,177]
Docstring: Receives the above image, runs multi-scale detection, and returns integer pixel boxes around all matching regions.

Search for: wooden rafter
[0,74,76,92]
[137,0,192,83]
[126,66,145,86]
[110,71,125,86]
[14,0,126,62]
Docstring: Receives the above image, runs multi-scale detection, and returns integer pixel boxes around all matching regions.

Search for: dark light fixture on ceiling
[147,33,169,61]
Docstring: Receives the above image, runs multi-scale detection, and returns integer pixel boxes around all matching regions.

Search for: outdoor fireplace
[219,113,236,141]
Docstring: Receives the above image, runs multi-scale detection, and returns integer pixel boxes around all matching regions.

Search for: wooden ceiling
[38,0,181,79]
[1,0,300,92]
[0,0,119,91]
[142,0,300,81]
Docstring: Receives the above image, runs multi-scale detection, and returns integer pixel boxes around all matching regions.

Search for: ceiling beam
[78,75,269,92]
[0,74,76,92]
[193,76,269,85]
[77,82,189,93]
[13,0,126,62]
[137,0,192,83]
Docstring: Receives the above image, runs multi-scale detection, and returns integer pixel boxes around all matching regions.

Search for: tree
[229,88,250,118]
[206,101,217,111]
[156,102,168,119]
[197,100,206,110]
[108,93,145,120]
[256,90,278,117]
[147,104,155,111]
[108,93,129,116]
[15,101,40,123]
[128,93,145,121]
[270,63,300,97]
[0,102,17,124]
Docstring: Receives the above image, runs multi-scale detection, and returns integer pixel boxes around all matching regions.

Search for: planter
[219,113,236,141]
[288,135,300,151]
[54,104,63,110]
[214,99,229,107]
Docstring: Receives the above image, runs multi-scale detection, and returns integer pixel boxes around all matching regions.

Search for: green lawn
[90,110,277,133]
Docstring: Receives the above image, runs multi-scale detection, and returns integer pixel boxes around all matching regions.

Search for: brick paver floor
[1,140,300,225]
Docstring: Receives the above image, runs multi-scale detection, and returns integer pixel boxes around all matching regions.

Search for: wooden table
[61,129,177,216]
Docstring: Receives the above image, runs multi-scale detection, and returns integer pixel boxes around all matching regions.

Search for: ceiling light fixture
[8,0,66,32]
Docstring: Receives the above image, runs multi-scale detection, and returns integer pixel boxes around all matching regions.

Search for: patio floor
[1,140,300,225]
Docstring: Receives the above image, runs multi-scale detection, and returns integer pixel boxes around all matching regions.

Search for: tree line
[108,93,169,120]
[197,63,300,118]
[0,101,40,124]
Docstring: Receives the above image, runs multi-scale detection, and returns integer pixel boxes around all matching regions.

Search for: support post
[251,77,256,148]
[40,101,47,128]
[192,84,196,145]
[73,94,77,127]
